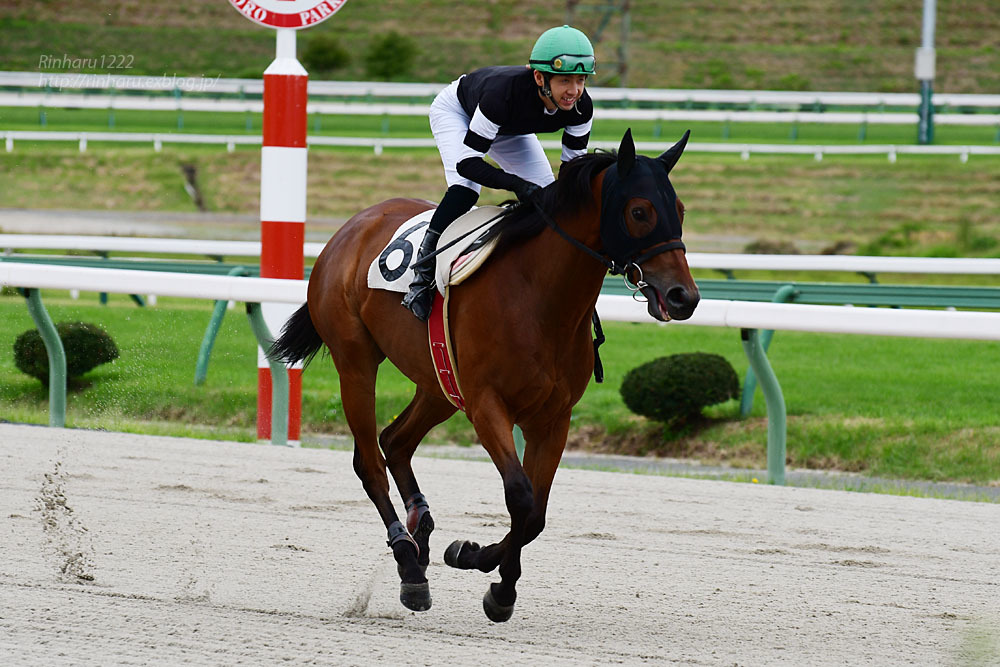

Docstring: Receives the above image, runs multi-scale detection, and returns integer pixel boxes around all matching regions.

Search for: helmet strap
[536,71,584,114]
[539,72,557,108]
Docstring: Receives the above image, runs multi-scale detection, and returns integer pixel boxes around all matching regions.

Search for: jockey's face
[534,71,587,111]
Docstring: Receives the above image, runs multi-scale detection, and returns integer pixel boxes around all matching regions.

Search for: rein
[533,202,618,274]
[409,208,508,269]
[529,200,684,302]
[529,200,683,275]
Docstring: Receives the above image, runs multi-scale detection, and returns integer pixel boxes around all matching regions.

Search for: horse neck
[514,206,607,326]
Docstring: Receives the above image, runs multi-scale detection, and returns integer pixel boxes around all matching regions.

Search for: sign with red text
[228,0,348,29]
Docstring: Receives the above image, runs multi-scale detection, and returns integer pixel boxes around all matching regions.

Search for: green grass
[1,295,998,485]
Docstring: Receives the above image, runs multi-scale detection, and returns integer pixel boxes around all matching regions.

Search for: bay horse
[269,129,699,622]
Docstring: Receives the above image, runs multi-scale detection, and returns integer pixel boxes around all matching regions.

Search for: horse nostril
[666,286,691,309]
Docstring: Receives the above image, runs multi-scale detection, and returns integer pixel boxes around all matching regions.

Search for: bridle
[530,155,687,301]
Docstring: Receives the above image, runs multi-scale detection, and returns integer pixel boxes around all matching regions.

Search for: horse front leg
[444,409,572,621]
[443,400,534,622]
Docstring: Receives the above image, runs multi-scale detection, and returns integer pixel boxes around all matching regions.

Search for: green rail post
[174,87,184,130]
[23,288,67,427]
[245,302,290,447]
[195,267,250,385]
[513,425,525,462]
[739,284,797,417]
[741,328,786,485]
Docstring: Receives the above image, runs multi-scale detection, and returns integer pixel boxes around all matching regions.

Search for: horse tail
[267,303,324,367]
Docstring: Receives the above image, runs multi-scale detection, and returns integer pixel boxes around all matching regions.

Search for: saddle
[366,206,505,295]
[367,206,506,411]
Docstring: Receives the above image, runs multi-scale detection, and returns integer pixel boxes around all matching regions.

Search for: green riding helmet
[528,25,596,76]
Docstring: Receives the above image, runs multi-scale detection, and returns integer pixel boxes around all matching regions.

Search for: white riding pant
[428,78,556,193]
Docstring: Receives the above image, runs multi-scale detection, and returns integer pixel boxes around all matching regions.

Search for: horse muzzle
[639,282,700,322]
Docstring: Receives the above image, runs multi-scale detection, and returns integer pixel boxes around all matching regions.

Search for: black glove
[512,179,542,206]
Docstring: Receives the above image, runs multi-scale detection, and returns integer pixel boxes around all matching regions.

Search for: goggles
[529,53,595,74]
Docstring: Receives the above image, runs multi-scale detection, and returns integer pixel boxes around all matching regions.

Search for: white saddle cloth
[366,206,505,294]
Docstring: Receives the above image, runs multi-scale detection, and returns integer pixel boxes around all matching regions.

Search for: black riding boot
[400,228,441,321]
[401,184,479,321]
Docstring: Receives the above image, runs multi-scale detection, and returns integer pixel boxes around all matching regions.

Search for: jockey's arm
[456,105,534,195]
[560,116,592,163]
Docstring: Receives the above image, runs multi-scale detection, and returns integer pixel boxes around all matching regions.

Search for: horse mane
[479,150,617,252]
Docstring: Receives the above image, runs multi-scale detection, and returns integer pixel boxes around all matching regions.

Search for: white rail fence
[5,234,1000,276]
[4,263,999,340]
[4,71,1000,108]
[5,130,1000,162]
[3,91,999,128]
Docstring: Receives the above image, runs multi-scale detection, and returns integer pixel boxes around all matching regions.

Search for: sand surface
[2,423,998,665]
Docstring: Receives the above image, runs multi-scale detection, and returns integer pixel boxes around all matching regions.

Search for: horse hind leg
[337,344,431,612]
[378,388,457,573]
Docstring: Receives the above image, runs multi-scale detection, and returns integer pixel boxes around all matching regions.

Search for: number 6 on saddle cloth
[367,206,506,410]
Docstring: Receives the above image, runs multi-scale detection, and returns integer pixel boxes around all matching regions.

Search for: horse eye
[630,207,646,220]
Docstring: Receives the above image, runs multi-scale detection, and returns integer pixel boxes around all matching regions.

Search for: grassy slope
[1,297,997,484]
[0,1,998,92]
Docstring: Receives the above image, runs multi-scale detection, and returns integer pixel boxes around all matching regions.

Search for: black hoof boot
[396,513,429,576]
[388,521,429,611]
[400,581,432,612]
[411,510,434,571]
[483,583,515,623]
[397,561,428,578]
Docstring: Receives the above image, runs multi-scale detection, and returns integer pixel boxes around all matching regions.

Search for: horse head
[599,129,700,321]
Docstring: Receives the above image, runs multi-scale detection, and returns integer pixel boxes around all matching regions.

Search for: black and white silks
[428,66,593,194]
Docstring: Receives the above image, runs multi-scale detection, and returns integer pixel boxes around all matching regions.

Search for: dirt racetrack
[2,423,998,665]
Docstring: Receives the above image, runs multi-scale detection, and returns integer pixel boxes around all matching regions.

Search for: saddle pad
[366,206,505,295]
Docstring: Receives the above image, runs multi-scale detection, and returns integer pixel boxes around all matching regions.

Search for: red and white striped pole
[259,28,307,443]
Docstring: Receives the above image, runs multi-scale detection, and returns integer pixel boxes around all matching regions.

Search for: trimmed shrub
[13,321,119,385]
[364,31,418,81]
[620,353,739,424]
[302,33,351,73]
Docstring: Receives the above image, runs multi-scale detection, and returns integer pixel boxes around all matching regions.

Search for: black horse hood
[599,129,690,271]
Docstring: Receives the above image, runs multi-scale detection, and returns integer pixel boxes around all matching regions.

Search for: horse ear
[617,128,636,178]
[658,129,691,174]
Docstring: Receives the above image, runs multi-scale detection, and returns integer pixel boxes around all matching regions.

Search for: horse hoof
[397,562,428,579]
[444,540,464,568]
[444,540,479,569]
[400,582,432,612]
[482,585,515,623]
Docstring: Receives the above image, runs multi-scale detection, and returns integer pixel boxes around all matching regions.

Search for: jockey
[401,25,596,320]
